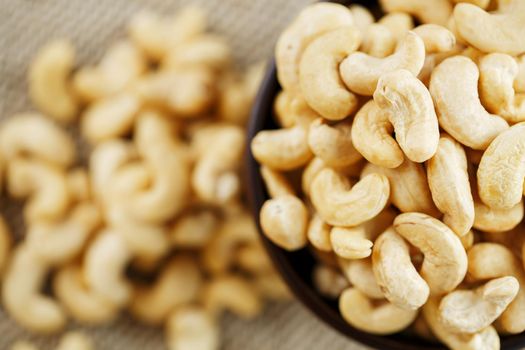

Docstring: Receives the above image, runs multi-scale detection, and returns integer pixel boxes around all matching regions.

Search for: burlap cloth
[0,0,371,349]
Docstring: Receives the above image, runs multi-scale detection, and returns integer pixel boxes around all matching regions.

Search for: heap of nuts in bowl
[251,0,525,349]
[0,6,291,350]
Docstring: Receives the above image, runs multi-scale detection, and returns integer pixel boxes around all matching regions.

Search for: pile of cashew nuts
[252,1,525,349]
[0,6,290,350]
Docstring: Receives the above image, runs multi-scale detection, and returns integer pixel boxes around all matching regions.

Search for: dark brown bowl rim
[245,56,525,350]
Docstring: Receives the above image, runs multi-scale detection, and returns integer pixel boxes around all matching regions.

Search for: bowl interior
[245,2,525,349]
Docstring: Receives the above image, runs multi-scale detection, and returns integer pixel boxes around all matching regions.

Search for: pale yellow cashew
[7,158,70,222]
[170,210,217,248]
[362,161,439,216]
[439,276,519,334]
[351,100,403,168]
[0,216,11,276]
[339,258,384,299]
[307,214,332,252]
[429,56,509,150]
[360,24,396,58]
[275,2,354,92]
[339,288,418,335]
[412,24,456,53]
[28,39,78,123]
[477,122,525,209]
[460,230,475,250]
[163,34,231,71]
[427,135,474,236]
[310,168,390,227]
[53,264,119,324]
[378,12,414,42]
[73,40,146,102]
[515,55,525,92]
[349,5,374,34]
[312,264,349,298]
[66,169,91,203]
[84,230,132,307]
[273,91,295,128]
[474,196,523,233]
[0,113,76,167]
[166,306,219,350]
[192,124,243,204]
[234,242,273,274]
[203,274,262,319]
[417,45,463,86]
[130,255,202,325]
[301,157,365,196]
[260,165,295,198]
[479,53,525,123]
[128,7,206,61]
[330,226,372,260]
[2,245,66,333]
[26,203,100,265]
[394,213,468,295]
[299,27,361,120]
[307,118,362,167]
[423,297,500,350]
[454,3,525,56]
[81,91,141,144]
[260,194,308,251]
[372,228,429,310]
[56,332,94,350]
[340,31,425,96]
[374,69,440,163]
[468,243,525,333]
[380,0,452,25]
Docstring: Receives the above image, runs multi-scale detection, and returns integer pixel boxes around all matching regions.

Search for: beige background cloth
[0,0,371,348]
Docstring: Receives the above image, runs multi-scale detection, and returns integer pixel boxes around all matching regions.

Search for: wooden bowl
[245,1,525,349]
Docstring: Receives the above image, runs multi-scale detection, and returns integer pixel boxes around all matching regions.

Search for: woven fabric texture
[0,0,371,349]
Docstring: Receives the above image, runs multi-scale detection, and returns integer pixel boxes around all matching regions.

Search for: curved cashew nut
[26,203,100,265]
[477,122,525,209]
[81,91,141,144]
[128,7,206,61]
[234,242,273,274]
[7,158,70,222]
[299,27,361,120]
[423,297,500,350]
[2,245,65,333]
[339,288,418,335]
[307,118,362,167]
[349,4,374,33]
[307,214,332,252]
[56,332,94,350]
[439,276,519,333]
[130,255,202,325]
[479,53,525,123]
[203,275,262,319]
[339,258,384,299]
[394,213,468,295]
[412,24,456,53]
[260,195,308,251]
[166,306,219,350]
[427,135,474,236]
[310,168,390,227]
[260,165,295,199]
[163,34,231,71]
[0,113,76,167]
[361,24,396,58]
[330,226,372,260]
[362,161,439,216]
[372,228,430,310]
[53,264,119,324]
[28,40,78,123]
[275,2,354,92]
[429,56,509,150]
[312,264,349,298]
[73,40,146,102]
[340,31,425,96]
[0,216,10,277]
[374,69,440,162]
[380,0,452,25]
[468,243,525,333]
[351,100,403,168]
[474,200,523,233]
[378,12,414,42]
[192,124,244,204]
[273,91,295,128]
[454,3,525,56]
[170,209,218,248]
[84,230,132,307]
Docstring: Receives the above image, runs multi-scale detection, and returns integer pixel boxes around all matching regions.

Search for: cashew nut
[330,226,373,260]
[163,34,231,71]
[299,27,361,120]
[439,276,519,333]
[374,69,440,162]
[394,213,468,295]
[429,56,509,149]
[234,242,273,275]
[515,54,525,92]
[454,3,525,56]
[310,168,390,227]
[275,2,354,92]
[66,169,91,203]
[260,194,308,251]
[349,5,374,34]
[312,264,349,299]
[307,214,332,252]
[361,24,396,58]
[260,165,294,199]
[170,209,217,248]
[340,31,425,96]
[339,258,384,299]
[28,39,78,123]
[378,12,414,42]
[412,24,456,53]
[380,0,453,25]
[56,332,94,350]
[427,135,474,236]
[165,306,219,350]
[339,288,418,335]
